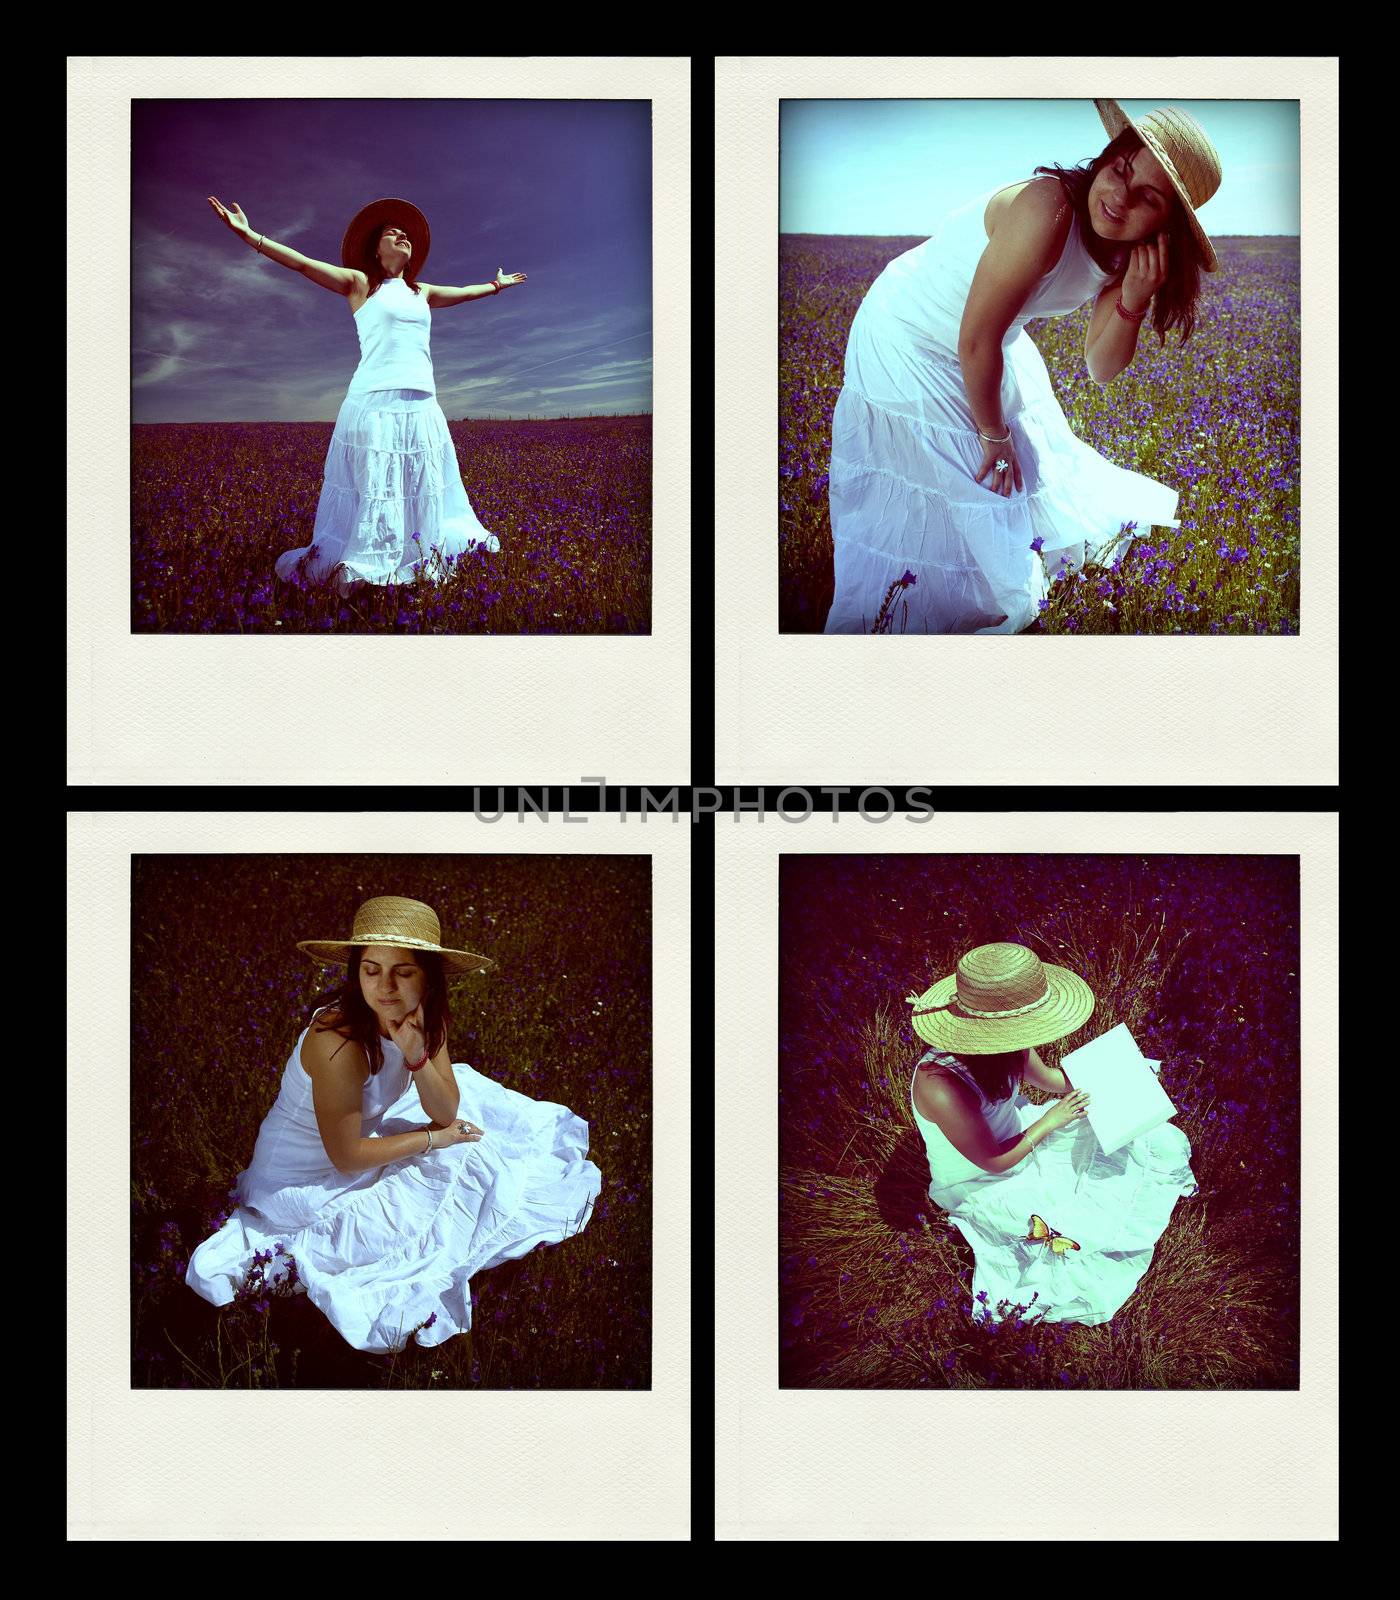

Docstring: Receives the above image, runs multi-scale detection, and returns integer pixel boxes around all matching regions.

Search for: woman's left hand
[495,267,527,288]
[1120,230,1169,314]
[388,1003,428,1064]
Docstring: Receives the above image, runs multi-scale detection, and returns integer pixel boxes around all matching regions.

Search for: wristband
[404,1047,430,1071]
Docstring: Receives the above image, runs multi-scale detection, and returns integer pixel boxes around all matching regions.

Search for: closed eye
[1117,161,1164,205]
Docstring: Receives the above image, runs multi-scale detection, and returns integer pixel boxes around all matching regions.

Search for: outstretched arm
[206,195,360,297]
[425,267,528,310]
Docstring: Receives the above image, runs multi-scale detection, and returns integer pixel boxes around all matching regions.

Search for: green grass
[131,853,651,1390]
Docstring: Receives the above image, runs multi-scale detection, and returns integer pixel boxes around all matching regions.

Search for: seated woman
[186,895,601,1353]
[907,940,1197,1326]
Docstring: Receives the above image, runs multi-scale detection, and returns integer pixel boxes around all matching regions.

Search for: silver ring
[995,458,1010,472]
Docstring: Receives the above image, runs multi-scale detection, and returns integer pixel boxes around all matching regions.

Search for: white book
[1059,1023,1175,1156]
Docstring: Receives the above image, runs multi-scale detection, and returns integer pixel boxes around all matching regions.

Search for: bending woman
[824,101,1222,634]
[207,194,527,593]
[186,896,601,1353]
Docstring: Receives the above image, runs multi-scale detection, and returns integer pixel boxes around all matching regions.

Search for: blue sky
[133,99,652,421]
[780,99,1299,237]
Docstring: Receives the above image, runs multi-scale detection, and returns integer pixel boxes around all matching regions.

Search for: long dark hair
[360,222,424,302]
[309,946,448,1075]
[1032,126,1205,349]
[919,1047,1026,1107]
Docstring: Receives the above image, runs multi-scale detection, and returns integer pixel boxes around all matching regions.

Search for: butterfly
[1027,1214,1081,1256]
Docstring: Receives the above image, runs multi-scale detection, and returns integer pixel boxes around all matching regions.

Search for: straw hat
[905,942,1094,1055]
[1093,100,1222,273]
[341,197,431,276]
[297,896,492,976]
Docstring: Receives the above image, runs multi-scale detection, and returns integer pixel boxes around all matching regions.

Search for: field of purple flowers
[132,415,651,634]
[779,235,1300,634]
[131,854,651,1389]
[779,854,1300,1389]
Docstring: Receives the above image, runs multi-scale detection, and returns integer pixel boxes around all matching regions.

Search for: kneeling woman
[187,896,601,1353]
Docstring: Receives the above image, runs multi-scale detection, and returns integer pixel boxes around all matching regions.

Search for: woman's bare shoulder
[302,1011,366,1076]
[984,177,1072,252]
[913,1059,970,1121]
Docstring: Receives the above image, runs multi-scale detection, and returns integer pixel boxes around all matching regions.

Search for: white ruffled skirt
[824,310,1181,634]
[929,1100,1198,1327]
[275,388,501,592]
[185,1062,600,1353]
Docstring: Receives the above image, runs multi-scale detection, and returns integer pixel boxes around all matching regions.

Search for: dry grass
[780,859,1299,1389]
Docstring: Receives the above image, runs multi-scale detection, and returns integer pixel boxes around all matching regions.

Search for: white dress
[910,1052,1198,1327]
[186,1012,601,1352]
[275,279,500,591]
[825,181,1182,634]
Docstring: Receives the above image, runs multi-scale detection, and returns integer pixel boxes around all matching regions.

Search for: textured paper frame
[715,810,1337,1541]
[68,809,690,1540]
[715,57,1337,785]
[67,56,690,785]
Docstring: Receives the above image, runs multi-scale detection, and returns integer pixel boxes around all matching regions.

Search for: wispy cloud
[505,329,652,380]
[134,100,651,418]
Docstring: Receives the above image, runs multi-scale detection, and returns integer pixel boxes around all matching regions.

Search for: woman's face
[359,945,425,1028]
[1088,145,1176,244]
[376,225,412,274]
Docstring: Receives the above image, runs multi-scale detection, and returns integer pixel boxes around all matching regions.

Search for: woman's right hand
[1043,1089,1091,1132]
[428,1118,484,1149]
[973,433,1024,498]
[207,195,252,239]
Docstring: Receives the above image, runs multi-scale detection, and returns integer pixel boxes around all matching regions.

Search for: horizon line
[780,229,1301,240]
[133,410,655,425]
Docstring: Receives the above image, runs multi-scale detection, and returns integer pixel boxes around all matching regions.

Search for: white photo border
[68,56,690,785]
[715,56,1337,785]
[68,808,691,1540]
[716,808,1337,1540]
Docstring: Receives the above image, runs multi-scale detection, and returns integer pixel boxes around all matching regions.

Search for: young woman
[186,896,601,1353]
[907,941,1197,1327]
[823,101,1223,634]
[206,194,527,594]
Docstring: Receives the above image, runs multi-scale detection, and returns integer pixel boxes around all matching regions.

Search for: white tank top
[909,1049,1026,1190]
[345,277,436,398]
[235,1008,411,1229]
[854,178,1115,365]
